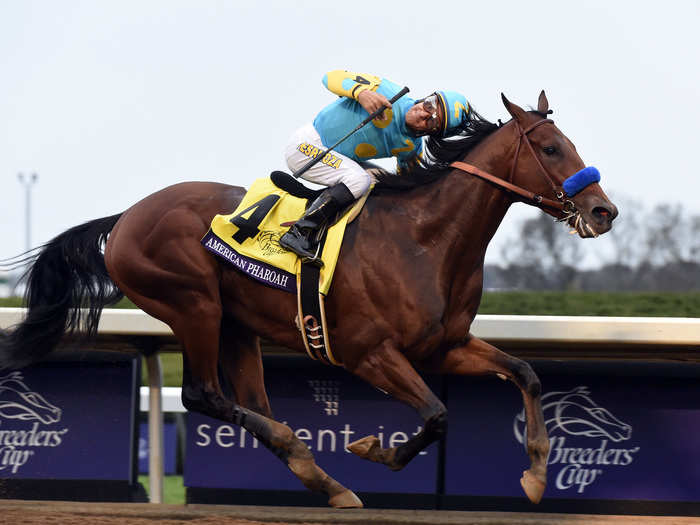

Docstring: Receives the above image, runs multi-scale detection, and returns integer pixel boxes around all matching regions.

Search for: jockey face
[405,94,443,136]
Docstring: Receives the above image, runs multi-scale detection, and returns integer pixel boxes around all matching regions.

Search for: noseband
[451,118,577,218]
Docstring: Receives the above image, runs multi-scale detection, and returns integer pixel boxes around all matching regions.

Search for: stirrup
[300,243,324,268]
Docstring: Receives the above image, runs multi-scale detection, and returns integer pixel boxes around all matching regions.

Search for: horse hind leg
[178,311,362,508]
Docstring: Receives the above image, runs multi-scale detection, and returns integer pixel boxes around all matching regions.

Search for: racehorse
[0,92,617,508]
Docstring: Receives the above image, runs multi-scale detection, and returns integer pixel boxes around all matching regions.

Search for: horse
[0,91,617,508]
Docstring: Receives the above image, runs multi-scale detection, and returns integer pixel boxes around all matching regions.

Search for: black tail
[0,214,124,369]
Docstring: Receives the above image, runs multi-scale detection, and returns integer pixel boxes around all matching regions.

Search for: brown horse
[0,92,617,507]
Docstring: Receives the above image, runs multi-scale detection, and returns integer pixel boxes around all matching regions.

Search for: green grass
[0,297,23,307]
[478,291,700,317]
[3,292,698,316]
[141,353,183,387]
[138,475,185,504]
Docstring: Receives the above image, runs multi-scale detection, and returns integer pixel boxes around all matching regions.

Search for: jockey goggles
[418,95,441,134]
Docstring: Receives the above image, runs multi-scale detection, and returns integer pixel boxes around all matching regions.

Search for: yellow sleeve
[322,70,382,101]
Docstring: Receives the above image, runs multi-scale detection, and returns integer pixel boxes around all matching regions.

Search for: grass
[138,475,186,504]
[478,291,700,317]
[141,353,183,387]
[3,292,698,317]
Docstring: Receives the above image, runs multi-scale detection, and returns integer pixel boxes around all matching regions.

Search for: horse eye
[543,145,557,155]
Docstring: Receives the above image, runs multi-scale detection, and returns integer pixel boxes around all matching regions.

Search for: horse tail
[0,213,124,369]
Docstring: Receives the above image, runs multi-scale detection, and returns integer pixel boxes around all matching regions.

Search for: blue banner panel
[0,358,138,481]
[444,362,700,502]
[185,358,440,493]
[138,422,178,475]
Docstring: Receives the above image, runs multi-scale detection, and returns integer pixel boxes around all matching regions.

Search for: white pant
[284,123,371,198]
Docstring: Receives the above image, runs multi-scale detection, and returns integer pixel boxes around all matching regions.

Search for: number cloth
[202,178,365,295]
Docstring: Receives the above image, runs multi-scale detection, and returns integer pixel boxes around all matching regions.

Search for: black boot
[279,183,355,266]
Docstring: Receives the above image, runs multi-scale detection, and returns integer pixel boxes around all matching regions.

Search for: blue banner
[444,364,700,502]
[0,357,138,481]
[185,359,440,493]
[138,422,178,475]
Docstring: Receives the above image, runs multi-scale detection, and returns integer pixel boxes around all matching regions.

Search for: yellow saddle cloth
[201,177,363,295]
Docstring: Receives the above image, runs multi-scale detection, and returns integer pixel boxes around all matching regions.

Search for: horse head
[501,91,618,238]
[0,371,62,424]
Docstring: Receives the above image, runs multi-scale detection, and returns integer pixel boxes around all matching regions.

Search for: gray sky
[2,0,699,268]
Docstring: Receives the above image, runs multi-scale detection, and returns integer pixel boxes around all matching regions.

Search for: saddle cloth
[201,177,361,296]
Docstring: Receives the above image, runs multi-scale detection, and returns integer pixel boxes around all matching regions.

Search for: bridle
[451,117,578,221]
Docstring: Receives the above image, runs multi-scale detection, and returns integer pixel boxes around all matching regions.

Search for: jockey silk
[313,70,424,173]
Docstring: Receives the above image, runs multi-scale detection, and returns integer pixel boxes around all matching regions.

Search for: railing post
[145,352,164,504]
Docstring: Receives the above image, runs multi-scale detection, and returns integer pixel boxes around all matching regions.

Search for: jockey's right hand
[358,90,392,121]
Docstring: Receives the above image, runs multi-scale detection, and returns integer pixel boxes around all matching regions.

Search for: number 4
[229,194,280,244]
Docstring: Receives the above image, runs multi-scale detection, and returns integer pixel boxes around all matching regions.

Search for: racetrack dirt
[1,500,698,525]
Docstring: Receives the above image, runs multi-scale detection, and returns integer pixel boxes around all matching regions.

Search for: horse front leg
[345,341,447,471]
[436,335,548,504]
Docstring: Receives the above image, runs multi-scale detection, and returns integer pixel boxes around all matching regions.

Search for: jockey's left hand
[358,90,392,121]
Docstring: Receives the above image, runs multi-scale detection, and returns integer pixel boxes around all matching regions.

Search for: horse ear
[501,93,528,124]
[537,90,550,114]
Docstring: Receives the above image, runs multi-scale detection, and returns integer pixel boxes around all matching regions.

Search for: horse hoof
[347,435,379,459]
[520,469,546,504]
[328,489,363,508]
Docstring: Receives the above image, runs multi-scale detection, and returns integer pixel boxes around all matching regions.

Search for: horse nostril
[593,207,614,223]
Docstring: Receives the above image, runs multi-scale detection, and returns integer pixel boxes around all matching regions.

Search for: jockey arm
[323,70,382,100]
[323,70,391,121]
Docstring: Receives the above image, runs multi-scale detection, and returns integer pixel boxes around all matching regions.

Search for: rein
[450,118,576,216]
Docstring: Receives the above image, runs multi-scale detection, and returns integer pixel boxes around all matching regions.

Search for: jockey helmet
[435,90,470,137]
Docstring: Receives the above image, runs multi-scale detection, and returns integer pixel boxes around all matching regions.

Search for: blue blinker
[563,166,601,197]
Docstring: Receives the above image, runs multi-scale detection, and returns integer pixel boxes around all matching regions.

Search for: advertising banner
[185,356,441,493]
[444,362,700,502]
[138,422,178,475]
[0,356,138,481]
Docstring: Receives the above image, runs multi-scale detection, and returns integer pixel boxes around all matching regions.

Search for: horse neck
[421,125,518,275]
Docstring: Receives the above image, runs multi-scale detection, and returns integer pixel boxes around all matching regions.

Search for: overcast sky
[2,0,699,269]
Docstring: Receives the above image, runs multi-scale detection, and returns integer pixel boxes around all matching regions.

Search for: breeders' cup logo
[514,386,639,494]
[257,231,286,256]
[0,372,69,473]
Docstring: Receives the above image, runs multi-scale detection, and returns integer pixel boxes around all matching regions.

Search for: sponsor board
[0,358,138,481]
[444,363,700,501]
[138,422,178,475]
[185,357,440,493]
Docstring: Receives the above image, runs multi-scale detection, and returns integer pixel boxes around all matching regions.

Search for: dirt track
[1,500,699,525]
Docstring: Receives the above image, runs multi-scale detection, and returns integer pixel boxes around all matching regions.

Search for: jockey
[279,69,471,266]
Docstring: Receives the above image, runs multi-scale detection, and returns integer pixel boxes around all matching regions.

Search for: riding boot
[279,183,355,267]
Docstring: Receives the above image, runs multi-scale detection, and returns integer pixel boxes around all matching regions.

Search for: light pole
[17,172,38,252]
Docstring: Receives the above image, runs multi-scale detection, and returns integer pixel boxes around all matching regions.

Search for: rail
[1,307,698,503]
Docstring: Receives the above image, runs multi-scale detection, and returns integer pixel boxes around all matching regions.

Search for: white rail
[1,308,698,345]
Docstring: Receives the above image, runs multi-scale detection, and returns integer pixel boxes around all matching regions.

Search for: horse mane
[373,109,500,192]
